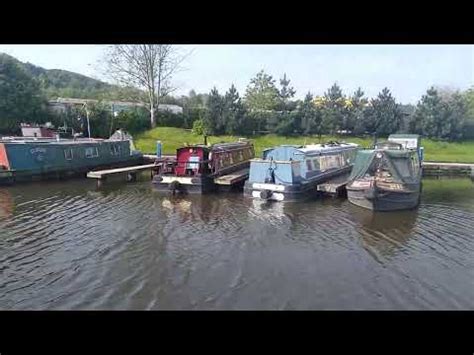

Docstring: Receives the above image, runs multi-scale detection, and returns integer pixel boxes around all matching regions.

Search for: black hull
[347,187,420,211]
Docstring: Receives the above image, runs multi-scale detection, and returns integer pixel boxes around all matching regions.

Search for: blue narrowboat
[244,142,359,201]
[0,129,143,184]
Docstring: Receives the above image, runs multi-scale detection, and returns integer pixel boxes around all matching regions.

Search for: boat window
[110,144,121,156]
[306,160,313,171]
[85,147,99,158]
[313,158,320,170]
[64,148,73,160]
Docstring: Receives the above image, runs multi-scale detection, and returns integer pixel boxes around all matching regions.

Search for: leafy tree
[463,87,474,121]
[192,119,205,136]
[411,87,465,140]
[0,54,51,134]
[462,87,474,138]
[244,70,280,111]
[114,107,150,134]
[442,93,466,140]
[365,87,402,136]
[85,102,113,138]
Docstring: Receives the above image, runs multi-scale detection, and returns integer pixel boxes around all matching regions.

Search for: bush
[192,119,205,136]
[114,108,150,134]
[157,111,185,128]
[462,120,474,139]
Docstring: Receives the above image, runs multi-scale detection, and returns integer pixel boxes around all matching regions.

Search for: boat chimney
[372,132,378,148]
[204,135,208,146]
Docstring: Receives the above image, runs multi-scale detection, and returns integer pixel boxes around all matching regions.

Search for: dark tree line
[1,57,472,141]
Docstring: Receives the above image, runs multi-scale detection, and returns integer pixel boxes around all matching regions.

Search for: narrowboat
[346,134,423,211]
[0,127,143,184]
[152,139,255,194]
[244,142,359,201]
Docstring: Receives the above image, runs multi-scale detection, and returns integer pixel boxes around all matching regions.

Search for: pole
[85,103,91,139]
[109,103,115,136]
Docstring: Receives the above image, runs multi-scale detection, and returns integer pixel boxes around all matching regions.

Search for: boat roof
[0,137,128,145]
[296,142,359,154]
[389,134,420,139]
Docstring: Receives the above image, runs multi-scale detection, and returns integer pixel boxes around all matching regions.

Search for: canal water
[0,177,473,310]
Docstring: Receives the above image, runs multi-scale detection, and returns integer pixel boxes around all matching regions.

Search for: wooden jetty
[143,154,174,163]
[87,164,161,187]
[214,168,250,186]
[317,173,350,197]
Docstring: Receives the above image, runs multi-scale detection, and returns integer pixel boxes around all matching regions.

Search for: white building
[48,98,183,115]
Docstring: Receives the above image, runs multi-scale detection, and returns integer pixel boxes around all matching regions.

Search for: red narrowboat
[152,140,255,194]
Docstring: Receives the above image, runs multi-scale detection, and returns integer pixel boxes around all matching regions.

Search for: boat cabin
[153,140,255,194]
[172,141,255,178]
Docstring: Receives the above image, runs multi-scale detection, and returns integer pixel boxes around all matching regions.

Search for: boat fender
[169,180,180,195]
[260,189,273,200]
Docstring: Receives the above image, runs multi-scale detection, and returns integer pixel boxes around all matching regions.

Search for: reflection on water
[350,207,418,259]
[0,189,14,219]
[0,178,473,310]
[422,178,474,210]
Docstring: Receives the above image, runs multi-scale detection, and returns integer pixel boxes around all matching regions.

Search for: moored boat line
[2,122,471,212]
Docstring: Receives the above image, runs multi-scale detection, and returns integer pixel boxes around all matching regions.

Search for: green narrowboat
[0,130,143,184]
[346,134,423,211]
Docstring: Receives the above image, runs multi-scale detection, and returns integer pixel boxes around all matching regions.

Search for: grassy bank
[135,127,474,163]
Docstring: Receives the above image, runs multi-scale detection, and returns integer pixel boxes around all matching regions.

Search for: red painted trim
[0,144,10,170]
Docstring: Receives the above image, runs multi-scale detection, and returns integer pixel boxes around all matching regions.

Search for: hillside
[0,52,116,99]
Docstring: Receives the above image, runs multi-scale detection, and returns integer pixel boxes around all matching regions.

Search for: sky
[0,44,472,104]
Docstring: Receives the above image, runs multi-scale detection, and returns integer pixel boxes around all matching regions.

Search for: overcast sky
[0,44,472,104]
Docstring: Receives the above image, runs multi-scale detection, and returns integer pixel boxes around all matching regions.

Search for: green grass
[135,127,474,163]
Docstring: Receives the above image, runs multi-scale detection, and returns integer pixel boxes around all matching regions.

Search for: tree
[365,87,402,136]
[0,53,51,134]
[104,45,188,128]
[244,70,280,111]
[443,93,466,140]
[223,84,246,135]
[300,92,320,135]
[462,87,474,139]
[203,87,224,135]
[348,88,368,135]
[321,83,346,134]
[279,73,296,110]
[413,87,466,140]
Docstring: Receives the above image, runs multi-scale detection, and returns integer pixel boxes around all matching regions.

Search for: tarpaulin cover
[349,149,419,184]
[349,150,376,181]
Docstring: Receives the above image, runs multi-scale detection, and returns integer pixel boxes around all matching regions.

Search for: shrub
[192,119,205,136]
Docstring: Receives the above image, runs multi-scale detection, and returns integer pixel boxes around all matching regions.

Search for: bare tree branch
[102,45,190,127]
